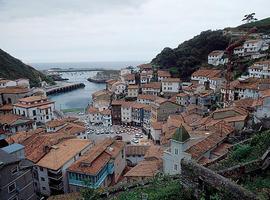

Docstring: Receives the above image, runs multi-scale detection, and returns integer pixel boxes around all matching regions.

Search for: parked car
[132,138,139,143]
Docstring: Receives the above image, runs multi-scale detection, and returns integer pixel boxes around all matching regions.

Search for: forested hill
[151,30,231,80]
[237,17,270,33]
[0,49,54,87]
[151,17,270,80]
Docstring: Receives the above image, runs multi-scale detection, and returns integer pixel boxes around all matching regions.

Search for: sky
[0,0,269,63]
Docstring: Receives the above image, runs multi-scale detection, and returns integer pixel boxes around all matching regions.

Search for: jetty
[46,68,112,73]
[45,82,85,95]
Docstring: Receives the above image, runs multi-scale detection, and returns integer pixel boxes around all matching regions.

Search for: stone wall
[181,159,257,200]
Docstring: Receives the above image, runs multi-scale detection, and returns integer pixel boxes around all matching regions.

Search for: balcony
[68,163,114,189]
[49,182,63,190]
[48,170,63,180]
[48,173,62,181]
[108,163,114,174]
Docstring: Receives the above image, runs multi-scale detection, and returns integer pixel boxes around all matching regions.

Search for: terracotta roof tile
[144,145,163,161]
[68,139,125,175]
[162,78,181,82]
[141,82,161,89]
[208,50,224,57]
[186,121,234,160]
[46,119,66,128]
[37,139,91,170]
[192,69,221,79]
[124,160,161,177]
[0,86,30,94]
[125,145,150,156]
[157,70,171,77]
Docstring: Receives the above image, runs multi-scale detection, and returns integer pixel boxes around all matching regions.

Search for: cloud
[0,0,147,20]
[0,0,269,63]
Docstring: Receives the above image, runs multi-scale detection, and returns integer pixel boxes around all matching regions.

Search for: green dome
[172,125,190,142]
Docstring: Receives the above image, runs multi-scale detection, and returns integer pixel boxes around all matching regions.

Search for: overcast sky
[0,0,269,63]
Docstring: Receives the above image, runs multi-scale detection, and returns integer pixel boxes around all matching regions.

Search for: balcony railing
[69,163,115,189]
[48,172,63,180]
[49,182,63,190]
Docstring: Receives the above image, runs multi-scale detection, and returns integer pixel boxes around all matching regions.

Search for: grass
[241,171,270,200]
[113,179,191,200]
[210,130,270,171]
[61,108,84,113]
[81,176,193,200]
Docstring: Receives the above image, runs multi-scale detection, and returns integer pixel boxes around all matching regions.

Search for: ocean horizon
[29,61,146,70]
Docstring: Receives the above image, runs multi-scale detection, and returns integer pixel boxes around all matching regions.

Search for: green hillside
[151,17,270,80]
[237,17,270,33]
[151,30,231,80]
[0,49,54,87]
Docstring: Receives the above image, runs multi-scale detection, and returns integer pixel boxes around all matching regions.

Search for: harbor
[46,71,106,111]
[45,82,85,95]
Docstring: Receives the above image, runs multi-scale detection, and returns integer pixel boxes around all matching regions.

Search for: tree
[242,13,258,24]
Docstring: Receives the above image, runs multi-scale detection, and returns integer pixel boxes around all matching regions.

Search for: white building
[0,79,16,88]
[16,79,30,88]
[137,94,157,105]
[123,74,136,85]
[208,50,228,66]
[176,93,190,106]
[13,95,55,124]
[163,126,191,175]
[157,70,171,82]
[243,39,264,53]
[209,77,226,92]
[150,122,163,144]
[92,90,112,111]
[121,102,133,125]
[127,85,139,98]
[111,81,126,95]
[88,107,112,127]
[141,82,161,96]
[161,78,181,94]
[120,68,132,77]
[0,78,30,88]
[248,60,270,79]
[234,46,245,57]
[191,69,221,85]
[140,71,153,84]
[33,139,92,196]
[254,90,270,122]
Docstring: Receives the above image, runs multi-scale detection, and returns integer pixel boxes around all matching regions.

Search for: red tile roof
[125,145,150,156]
[0,86,30,94]
[157,70,171,77]
[186,121,234,160]
[141,82,161,89]
[124,160,161,178]
[192,69,221,78]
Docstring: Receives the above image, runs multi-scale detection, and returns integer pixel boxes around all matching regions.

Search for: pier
[45,68,115,73]
[45,82,85,95]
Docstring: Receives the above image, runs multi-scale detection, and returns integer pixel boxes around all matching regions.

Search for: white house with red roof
[13,95,55,124]
[208,50,228,66]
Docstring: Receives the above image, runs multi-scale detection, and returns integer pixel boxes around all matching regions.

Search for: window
[11,166,19,175]
[174,164,178,171]
[8,182,16,193]
[174,148,178,155]
[40,167,44,171]
[42,187,46,191]
[33,110,36,116]
[41,177,45,181]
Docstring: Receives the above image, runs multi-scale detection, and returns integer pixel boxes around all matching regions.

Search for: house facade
[13,95,55,124]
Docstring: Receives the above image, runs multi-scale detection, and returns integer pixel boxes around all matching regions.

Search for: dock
[45,82,85,95]
[45,68,116,73]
